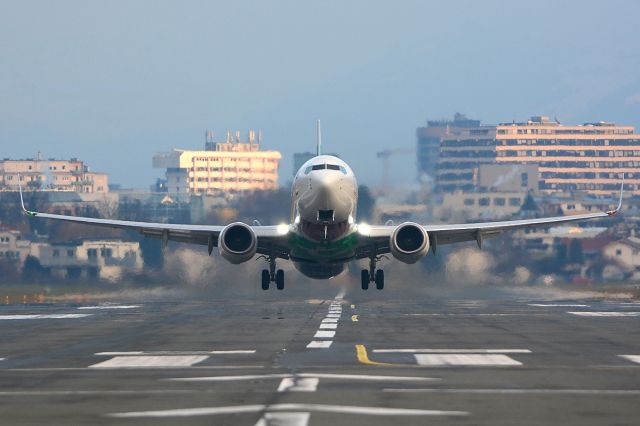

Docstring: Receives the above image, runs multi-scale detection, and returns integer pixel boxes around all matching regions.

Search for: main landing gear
[361,255,385,290]
[258,254,284,290]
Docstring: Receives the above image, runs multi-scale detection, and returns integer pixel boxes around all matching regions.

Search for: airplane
[19,121,624,291]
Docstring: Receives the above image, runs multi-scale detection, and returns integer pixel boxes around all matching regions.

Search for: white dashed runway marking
[321,318,338,323]
[277,377,319,392]
[306,341,332,349]
[414,354,523,366]
[0,314,92,320]
[313,330,335,338]
[89,355,209,368]
[168,373,438,383]
[319,323,337,329]
[619,355,640,365]
[568,312,640,317]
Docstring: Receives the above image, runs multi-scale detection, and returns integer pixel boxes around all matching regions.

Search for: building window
[509,198,521,206]
[616,249,622,256]
[101,248,112,258]
[463,198,475,206]
[494,198,506,206]
[87,248,98,258]
[67,249,74,257]
[53,249,60,257]
[479,198,490,206]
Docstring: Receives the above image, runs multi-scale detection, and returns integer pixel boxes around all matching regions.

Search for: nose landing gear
[361,255,386,290]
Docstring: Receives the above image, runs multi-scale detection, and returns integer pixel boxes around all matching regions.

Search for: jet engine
[390,222,429,264]
[218,222,257,264]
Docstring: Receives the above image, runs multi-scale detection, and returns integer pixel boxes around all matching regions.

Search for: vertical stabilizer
[316,119,322,156]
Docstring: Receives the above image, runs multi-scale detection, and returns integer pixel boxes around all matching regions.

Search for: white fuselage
[289,155,359,278]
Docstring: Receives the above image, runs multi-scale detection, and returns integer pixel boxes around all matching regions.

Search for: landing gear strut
[258,253,284,291]
[361,255,385,290]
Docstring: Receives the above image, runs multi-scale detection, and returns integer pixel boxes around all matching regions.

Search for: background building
[416,113,481,180]
[0,158,108,193]
[428,115,639,196]
[153,130,282,194]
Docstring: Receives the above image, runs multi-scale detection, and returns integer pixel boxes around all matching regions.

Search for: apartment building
[153,130,282,194]
[0,158,108,193]
[435,116,639,196]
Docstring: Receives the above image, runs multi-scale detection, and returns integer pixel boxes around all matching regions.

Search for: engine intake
[218,222,257,264]
[390,222,429,264]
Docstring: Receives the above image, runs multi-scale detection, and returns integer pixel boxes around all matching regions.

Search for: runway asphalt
[0,283,640,425]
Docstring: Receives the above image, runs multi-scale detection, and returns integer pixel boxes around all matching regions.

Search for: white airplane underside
[19,121,623,290]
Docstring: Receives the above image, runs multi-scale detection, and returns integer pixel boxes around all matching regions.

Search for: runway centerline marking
[277,377,319,392]
[414,354,522,366]
[568,311,640,317]
[306,341,332,349]
[108,403,467,418]
[255,412,309,426]
[89,355,209,368]
[619,355,640,365]
[313,330,335,338]
[0,314,92,320]
[321,318,338,323]
[319,323,337,329]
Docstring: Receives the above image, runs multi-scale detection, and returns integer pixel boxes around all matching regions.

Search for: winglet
[316,119,322,156]
[606,174,624,216]
[18,175,37,217]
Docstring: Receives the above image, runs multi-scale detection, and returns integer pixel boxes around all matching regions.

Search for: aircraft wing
[356,186,623,257]
[19,190,290,258]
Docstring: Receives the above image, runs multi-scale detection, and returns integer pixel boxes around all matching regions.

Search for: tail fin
[316,119,322,156]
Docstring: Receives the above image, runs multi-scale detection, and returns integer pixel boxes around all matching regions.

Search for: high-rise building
[416,113,481,179]
[433,115,639,196]
[0,158,108,193]
[153,130,282,194]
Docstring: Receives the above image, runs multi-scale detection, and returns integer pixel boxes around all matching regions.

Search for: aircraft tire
[276,269,285,290]
[261,269,270,290]
[375,269,384,290]
[361,269,369,290]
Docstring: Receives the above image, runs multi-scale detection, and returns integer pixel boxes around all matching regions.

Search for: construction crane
[376,148,414,190]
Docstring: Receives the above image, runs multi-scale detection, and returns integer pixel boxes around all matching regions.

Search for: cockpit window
[304,163,347,174]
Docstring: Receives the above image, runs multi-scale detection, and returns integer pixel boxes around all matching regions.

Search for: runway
[1,284,640,425]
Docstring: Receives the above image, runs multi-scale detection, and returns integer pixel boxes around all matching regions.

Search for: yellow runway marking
[355,345,393,367]
[351,315,359,322]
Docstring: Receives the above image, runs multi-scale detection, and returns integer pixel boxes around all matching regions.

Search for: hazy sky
[2,0,640,187]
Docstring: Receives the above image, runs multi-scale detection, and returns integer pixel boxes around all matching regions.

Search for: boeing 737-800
[19,122,623,290]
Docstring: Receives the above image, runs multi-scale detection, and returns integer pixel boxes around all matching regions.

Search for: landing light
[276,224,290,235]
[357,223,371,236]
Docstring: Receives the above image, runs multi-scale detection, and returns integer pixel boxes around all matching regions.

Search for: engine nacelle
[390,222,430,264]
[218,222,257,264]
